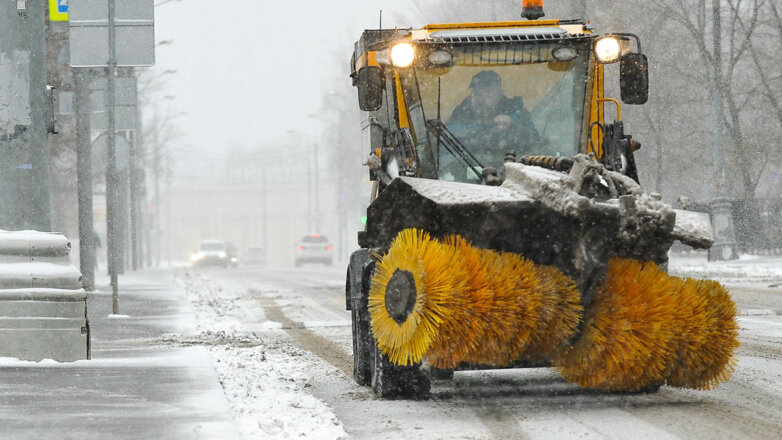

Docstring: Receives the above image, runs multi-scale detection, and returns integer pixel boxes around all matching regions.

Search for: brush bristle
[369,231,738,392]
[554,258,739,391]
[372,229,582,369]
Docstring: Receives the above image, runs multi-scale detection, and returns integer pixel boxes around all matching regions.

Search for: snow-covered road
[178,254,782,439]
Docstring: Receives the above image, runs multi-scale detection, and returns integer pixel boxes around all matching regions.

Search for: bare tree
[735,0,782,145]
[653,0,781,198]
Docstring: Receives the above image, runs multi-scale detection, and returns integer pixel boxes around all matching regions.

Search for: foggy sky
[149,0,414,158]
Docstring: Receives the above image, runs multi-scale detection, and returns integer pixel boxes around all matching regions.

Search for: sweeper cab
[345,2,733,399]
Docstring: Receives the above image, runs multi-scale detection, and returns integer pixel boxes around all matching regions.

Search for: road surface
[181,263,782,440]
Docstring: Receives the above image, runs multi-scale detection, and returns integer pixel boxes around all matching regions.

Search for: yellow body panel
[355,51,380,72]
[589,64,605,158]
[394,73,410,129]
[422,20,562,30]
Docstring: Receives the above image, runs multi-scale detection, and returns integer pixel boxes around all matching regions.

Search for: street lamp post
[151,94,176,267]
[306,114,321,232]
[106,0,121,313]
[708,0,738,261]
[286,129,314,232]
[75,69,95,289]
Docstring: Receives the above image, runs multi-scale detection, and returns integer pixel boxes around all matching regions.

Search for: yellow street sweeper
[345,0,739,398]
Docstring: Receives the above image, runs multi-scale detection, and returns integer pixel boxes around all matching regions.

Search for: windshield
[399,40,591,183]
[200,242,226,251]
[302,236,329,243]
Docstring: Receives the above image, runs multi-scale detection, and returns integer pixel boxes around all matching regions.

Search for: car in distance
[294,234,333,267]
[190,239,238,268]
[244,245,266,265]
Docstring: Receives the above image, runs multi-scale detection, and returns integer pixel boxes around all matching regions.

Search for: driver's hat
[470,70,502,89]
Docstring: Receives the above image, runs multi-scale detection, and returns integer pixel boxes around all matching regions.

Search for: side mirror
[356,67,383,111]
[620,53,649,105]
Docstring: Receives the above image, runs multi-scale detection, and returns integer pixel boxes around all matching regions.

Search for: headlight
[218,251,227,259]
[595,37,621,63]
[190,252,204,262]
[552,47,578,62]
[428,50,453,66]
[390,43,415,68]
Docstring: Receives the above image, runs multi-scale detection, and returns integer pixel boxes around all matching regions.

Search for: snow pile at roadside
[175,272,349,440]
[668,252,782,284]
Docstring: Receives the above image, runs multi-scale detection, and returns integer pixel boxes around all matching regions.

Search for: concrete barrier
[0,230,89,361]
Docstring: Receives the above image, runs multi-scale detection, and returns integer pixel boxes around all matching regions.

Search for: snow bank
[668,252,782,283]
[176,272,349,440]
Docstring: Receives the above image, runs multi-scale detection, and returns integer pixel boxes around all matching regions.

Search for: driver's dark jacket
[447,95,540,154]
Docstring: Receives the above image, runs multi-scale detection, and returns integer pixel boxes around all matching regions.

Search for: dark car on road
[190,239,238,268]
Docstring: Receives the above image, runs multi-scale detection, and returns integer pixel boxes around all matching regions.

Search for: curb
[738,309,777,316]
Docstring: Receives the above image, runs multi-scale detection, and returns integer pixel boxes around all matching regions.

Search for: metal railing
[688,198,782,255]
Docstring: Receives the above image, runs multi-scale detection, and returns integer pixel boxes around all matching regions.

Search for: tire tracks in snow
[256,296,354,379]
[259,293,533,440]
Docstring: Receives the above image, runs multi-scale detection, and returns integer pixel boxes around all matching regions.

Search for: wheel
[349,265,372,386]
[370,340,430,399]
[429,367,455,381]
[351,303,372,386]
[294,260,302,268]
[621,383,662,394]
[638,383,662,394]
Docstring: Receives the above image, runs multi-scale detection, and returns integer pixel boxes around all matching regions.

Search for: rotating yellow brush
[368,228,469,366]
[555,258,739,392]
[665,278,739,390]
[554,258,679,391]
[424,234,581,368]
[426,235,494,369]
[371,228,739,390]
[371,229,583,370]
[520,264,582,363]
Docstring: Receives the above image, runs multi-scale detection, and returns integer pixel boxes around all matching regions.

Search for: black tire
[639,383,662,394]
[351,304,372,386]
[350,266,372,386]
[370,341,431,399]
[429,367,455,381]
[622,383,662,394]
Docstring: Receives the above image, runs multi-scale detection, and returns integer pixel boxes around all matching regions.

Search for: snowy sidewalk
[0,270,240,440]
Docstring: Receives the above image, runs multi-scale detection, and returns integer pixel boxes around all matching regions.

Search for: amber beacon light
[521,0,545,20]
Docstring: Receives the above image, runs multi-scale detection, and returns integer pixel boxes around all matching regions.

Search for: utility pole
[306,114,321,232]
[708,0,738,261]
[261,166,268,254]
[0,1,51,231]
[313,140,320,232]
[166,157,172,268]
[129,129,140,270]
[106,0,120,312]
[306,142,313,232]
[153,107,161,267]
[75,69,96,289]
[713,0,725,199]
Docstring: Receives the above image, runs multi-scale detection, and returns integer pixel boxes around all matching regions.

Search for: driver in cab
[447,70,540,155]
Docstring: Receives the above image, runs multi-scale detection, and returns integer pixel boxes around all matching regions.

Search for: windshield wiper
[426,119,484,179]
